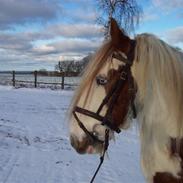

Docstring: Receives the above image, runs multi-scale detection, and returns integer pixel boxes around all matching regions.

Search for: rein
[72,40,136,182]
[90,129,109,183]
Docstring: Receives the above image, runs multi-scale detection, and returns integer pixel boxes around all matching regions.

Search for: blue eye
[96,76,108,85]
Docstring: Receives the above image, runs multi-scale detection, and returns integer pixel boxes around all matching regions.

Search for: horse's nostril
[70,135,78,149]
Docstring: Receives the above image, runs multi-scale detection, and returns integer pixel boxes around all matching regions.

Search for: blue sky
[0,0,183,71]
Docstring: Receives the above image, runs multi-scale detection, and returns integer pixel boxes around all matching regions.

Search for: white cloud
[0,22,103,54]
[33,45,55,53]
[0,25,103,70]
[152,0,183,11]
[166,26,183,44]
[0,0,102,70]
[141,12,159,22]
[33,38,102,56]
[0,0,61,30]
[46,23,102,38]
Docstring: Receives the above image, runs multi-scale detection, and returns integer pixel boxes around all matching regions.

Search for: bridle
[72,40,137,182]
[73,40,136,143]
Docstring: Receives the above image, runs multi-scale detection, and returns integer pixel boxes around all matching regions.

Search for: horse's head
[69,18,136,154]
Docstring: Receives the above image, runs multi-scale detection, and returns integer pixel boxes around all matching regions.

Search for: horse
[68,18,183,183]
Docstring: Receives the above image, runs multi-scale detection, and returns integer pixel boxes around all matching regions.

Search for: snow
[0,86,145,183]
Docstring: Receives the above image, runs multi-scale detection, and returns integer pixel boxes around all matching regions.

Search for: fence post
[12,70,15,87]
[34,71,37,88]
[61,73,65,89]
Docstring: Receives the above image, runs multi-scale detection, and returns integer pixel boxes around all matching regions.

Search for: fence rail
[0,71,80,89]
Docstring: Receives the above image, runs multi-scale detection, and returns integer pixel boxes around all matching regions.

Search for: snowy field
[0,85,145,183]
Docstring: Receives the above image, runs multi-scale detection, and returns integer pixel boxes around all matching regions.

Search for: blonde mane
[133,33,183,136]
[70,40,115,115]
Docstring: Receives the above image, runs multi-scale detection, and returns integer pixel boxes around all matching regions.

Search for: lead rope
[90,129,110,183]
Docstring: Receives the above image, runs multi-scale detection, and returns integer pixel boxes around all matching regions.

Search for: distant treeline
[38,71,80,77]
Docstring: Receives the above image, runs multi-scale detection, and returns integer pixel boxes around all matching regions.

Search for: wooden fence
[0,71,80,89]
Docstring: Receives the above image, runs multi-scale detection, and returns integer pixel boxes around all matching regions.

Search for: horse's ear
[110,18,130,52]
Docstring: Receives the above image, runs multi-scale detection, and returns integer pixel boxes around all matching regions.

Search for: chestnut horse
[69,18,183,183]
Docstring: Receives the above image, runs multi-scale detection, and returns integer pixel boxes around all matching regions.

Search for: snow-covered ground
[0,85,145,183]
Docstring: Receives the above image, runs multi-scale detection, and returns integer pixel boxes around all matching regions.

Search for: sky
[0,0,183,71]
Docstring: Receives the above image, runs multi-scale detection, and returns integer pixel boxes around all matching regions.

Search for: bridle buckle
[120,71,128,80]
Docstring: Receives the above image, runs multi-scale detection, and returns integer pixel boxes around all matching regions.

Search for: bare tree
[55,54,93,73]
[96,0,142,37]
